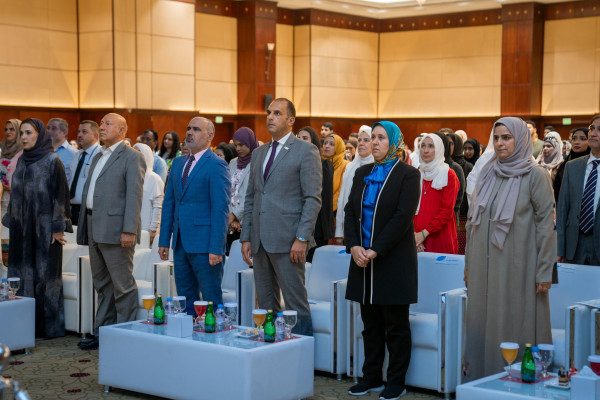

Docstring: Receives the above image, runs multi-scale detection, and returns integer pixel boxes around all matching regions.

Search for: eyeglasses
[589,125,600,132]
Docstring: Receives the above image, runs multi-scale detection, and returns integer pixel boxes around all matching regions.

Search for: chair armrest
[567,303,594,370]
[458,293,467,386]
[237,269,255,327]
[78,255,94,334]
[438,287,465,394]
[153,262,172,298]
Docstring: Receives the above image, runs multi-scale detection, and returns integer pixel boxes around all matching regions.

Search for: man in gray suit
[557,114,600,266]
[77,113,146,349]
[241,98,322,335]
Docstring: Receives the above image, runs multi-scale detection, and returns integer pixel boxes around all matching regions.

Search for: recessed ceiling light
[341,4,350,8]
[457,1,469,5]
[367,8,388,13]
[413,6,425,10]
[313,0,322,4]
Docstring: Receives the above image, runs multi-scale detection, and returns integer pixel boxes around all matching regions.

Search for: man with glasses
[69,120,101,225]
[557,115,600,265]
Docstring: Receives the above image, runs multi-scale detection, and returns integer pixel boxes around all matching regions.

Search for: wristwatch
[297,237,307,242]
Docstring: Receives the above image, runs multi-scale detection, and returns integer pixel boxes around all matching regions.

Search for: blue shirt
[361,162,394,248]
[55,140,78,183]
[153,153,168,183]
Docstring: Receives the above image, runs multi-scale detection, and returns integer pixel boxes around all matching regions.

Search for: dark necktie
[181,155,194,188]
[263,141,279,181]
[579,159,600,234]
[70,151,87,199]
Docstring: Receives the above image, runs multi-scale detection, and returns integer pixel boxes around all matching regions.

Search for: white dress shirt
[262,131,293,174]
[583,153,600,214]
[69,143,100,205]
[86,140,123,209]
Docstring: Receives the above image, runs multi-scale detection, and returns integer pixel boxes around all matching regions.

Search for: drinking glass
[194,300,208,326]
[283,310,297,339]
[142,295,155,323]
[174,296,186,315]
[252,309,267,331]
[538,344,554,377]
[7,277,20,299]
[224,302,237,329]
[500,342,519,380]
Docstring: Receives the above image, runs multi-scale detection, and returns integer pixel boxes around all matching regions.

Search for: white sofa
[349,252,465,398]
[63,244,92,335]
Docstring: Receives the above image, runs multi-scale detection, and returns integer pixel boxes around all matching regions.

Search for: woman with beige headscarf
[463,117,555,382]
[536,133,563,184]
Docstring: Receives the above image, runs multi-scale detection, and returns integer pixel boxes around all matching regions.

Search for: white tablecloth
[99,322,314,400]
[0,297,35,351]
[457,372,570,400]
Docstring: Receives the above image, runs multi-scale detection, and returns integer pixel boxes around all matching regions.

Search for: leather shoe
[78,337,99,350]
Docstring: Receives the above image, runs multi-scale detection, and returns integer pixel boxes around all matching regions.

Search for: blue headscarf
[361,121,404,247]
[364,121,404,186]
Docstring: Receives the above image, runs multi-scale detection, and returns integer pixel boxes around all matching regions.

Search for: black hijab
[566,127,591,162]
[20,118,53,166]
[433,132,453,165]
[448,132,467,168]
[464,138,481,165]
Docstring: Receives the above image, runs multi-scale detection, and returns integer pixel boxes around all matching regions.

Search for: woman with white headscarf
[134,143,164,245]
[334,125,374,244]
[536,135,563,184]
[409,134,425,168]
[413,134,460,254]
[463,117,555,382]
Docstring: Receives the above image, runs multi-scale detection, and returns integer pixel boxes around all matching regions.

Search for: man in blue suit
[159,117,231,314]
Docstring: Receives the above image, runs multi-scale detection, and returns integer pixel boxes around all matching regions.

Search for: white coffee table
[0,297,35,352]
[99,322,314,400]
[456,372,571,400]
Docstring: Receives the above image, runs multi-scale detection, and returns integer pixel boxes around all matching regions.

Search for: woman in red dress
[413,133,459,254]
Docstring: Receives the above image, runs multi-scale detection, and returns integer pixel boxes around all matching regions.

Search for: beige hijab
[468,117,536,249]
[1,119,22,160]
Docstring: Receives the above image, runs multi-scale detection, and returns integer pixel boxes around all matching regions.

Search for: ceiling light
[457,2,469,5]
[341,4,350,8]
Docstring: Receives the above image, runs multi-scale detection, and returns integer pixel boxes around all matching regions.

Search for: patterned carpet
[2,335,443,400]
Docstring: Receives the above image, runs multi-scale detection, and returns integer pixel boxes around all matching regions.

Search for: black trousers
[360,303,411,388]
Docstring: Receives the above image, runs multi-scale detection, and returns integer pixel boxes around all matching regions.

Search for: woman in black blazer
[297,126,335,262]
[345,121,420,400]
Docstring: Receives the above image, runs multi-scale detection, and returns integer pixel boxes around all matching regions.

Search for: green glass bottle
[204,301,216,333]
[521,343,536,383]
[153,294,164,325]
[263,310,276,342]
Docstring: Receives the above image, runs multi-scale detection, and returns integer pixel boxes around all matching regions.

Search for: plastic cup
[589,355,600,375]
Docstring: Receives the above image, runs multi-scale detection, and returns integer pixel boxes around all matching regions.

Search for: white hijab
[134,143,154,175]
[416,133,450,214]
[410,133,426,168]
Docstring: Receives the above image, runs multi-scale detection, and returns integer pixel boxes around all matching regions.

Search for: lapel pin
[284,146,289,151]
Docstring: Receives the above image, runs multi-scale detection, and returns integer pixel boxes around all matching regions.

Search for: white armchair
[221,241,250,323]
[63,244,92,335]
[548,263,600,371]
[306,245,351,378]
[349,252,465,398]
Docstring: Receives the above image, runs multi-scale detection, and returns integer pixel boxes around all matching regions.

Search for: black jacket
[314,159,335,240]
[344,160,420,305]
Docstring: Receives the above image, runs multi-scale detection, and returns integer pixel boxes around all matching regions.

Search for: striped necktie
[579,159,600,234]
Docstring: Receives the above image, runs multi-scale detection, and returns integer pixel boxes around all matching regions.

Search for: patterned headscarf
[372,121,404,165]
[1,119,22,160]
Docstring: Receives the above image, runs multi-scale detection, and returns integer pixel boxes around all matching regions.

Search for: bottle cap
[268,309,272,313]
[218,304,223,308]
[277,312,283,316]
[532,346,539,352]
[1,278,5,282]
[208,301,213,304]
[525,343,532,347]
[167,297,172,301]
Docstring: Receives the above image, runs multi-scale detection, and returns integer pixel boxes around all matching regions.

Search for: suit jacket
[557,155,600,260]
[344,160,421,305]
[159,149,231,255]
[240,133,322,254]
[76,142,145,245]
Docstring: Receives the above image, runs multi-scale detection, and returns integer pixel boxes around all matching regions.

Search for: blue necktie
[579,159,600,234]
[263,141,278,181]
[181,155,194,188]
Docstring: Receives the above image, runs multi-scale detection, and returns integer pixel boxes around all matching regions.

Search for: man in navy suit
[159,117,231,314]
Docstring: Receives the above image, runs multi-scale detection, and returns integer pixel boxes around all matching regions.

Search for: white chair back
[132,248,152,282]
[411,253,465,314]
[550,263,600,329]
[306,245,350,302]
[222,240,248,290]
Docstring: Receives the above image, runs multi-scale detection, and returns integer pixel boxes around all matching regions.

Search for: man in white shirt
[77,113,145,349]
[69,120,100,225]
[48,118,77,183]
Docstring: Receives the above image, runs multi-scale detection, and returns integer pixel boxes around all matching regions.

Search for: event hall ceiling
[275,0,569,18]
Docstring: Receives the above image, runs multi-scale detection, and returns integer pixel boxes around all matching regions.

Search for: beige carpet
[2,335,442,400]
